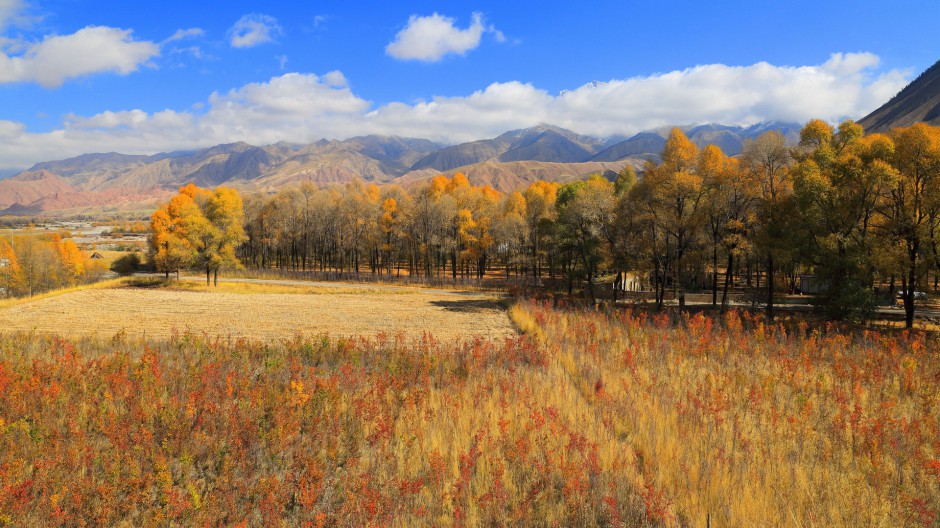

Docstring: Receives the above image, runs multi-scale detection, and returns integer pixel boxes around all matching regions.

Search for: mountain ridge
[859,59,940,133]
[1,122,801,215]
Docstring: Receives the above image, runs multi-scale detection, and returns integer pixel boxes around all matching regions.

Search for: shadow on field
[430,299,500,313]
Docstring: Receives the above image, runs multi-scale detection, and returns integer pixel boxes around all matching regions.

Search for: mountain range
[4,54,940,217]
[0,122,806,216]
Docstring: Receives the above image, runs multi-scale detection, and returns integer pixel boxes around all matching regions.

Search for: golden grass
[0,278,128,310]
[0,283,515,342]
[137,277,420,296]
[515,301,940,527]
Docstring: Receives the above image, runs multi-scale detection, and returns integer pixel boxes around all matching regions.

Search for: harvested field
[0,284,515,342]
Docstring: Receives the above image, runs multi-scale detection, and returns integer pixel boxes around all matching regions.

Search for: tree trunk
[614,271,621,305]
[722,253,733,311]
[904,257,917,329]
[712,244,719,307]
[677,251,685,310]
[766,253,775,321]
[206,266,211,287]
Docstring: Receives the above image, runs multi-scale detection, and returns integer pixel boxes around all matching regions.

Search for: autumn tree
[792,120,892,321]
[742,130,792,318]
[700,145,756,308]
[635,129,706,308]
[52,235,86,286]
[524,180,559,285]
[0,238,20,297]
[555,175,615,303]
[877,123,940,327]
[149,184,246,285]
[493,191,528,278]
[149,185,202,278]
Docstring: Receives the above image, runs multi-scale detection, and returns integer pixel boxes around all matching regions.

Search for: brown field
[0,283,515,341]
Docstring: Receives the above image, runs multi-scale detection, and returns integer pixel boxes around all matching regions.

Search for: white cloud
[228,13,281,48]
[163,27,203,45]
[386,12,497,62]
[0,0,29,31]
[0,53,912,170]
[0,26,159,87]
[322,70,347,87]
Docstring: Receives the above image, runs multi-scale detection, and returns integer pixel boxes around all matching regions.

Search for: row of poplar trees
[151,120,940,328]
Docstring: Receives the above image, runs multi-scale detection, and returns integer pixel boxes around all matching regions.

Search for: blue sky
[0,0,937,169]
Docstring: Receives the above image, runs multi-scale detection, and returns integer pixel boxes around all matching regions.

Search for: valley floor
[0,279,514,342]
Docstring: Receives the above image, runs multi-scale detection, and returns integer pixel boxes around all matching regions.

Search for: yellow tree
[149,184,246,285]
[639,128,705,308]
[52,235,86,286]
[380,197,400,275]
[200,186,248,285]
[339,179,380,275]
[555,174,615,303]
[742,130,792,318]
[524,180,559,283]
[792,120,893,321]
[494,191,527,278]
[149,185,203,279]
[0,239,20,297]
[701,145,758,308]
[879,123,940,327]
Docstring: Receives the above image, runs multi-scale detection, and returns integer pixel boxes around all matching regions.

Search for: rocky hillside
[0,170,160,215]
[859,59,940,133]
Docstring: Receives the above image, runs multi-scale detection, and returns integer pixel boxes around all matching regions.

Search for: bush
[824,279,876,323]
[110,252,142,276]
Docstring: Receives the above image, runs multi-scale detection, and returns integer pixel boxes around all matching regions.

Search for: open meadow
[0,279,515,342]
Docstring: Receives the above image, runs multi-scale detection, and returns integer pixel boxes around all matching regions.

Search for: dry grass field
[0,281,515,342]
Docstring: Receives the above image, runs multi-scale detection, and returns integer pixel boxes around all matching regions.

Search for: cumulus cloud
[228,13,281,48]
[0,26,159,87]
[386,12,497,62]
[0,53,912,170]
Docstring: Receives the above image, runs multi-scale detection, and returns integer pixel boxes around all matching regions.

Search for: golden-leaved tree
[877,123,940,327]
[0,238,20,296]
[149,184,246,285]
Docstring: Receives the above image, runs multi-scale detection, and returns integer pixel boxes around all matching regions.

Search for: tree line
[0,233,108,297]
[148,120,940,328]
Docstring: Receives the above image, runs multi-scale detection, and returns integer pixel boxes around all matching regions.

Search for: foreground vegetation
[1,301,937,526]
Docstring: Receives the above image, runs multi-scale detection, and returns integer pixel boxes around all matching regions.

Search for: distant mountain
[394,160,640,191]
[591,122,801,162]
[0,170,159,215]
[591,133,666,162]
[0,122,800,215]
[410,124,607,171]
[859,59,940,133]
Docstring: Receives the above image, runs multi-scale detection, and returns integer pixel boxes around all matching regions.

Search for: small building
[798,274,829,295]
[90,252,104,260]
[614,271,648,292]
